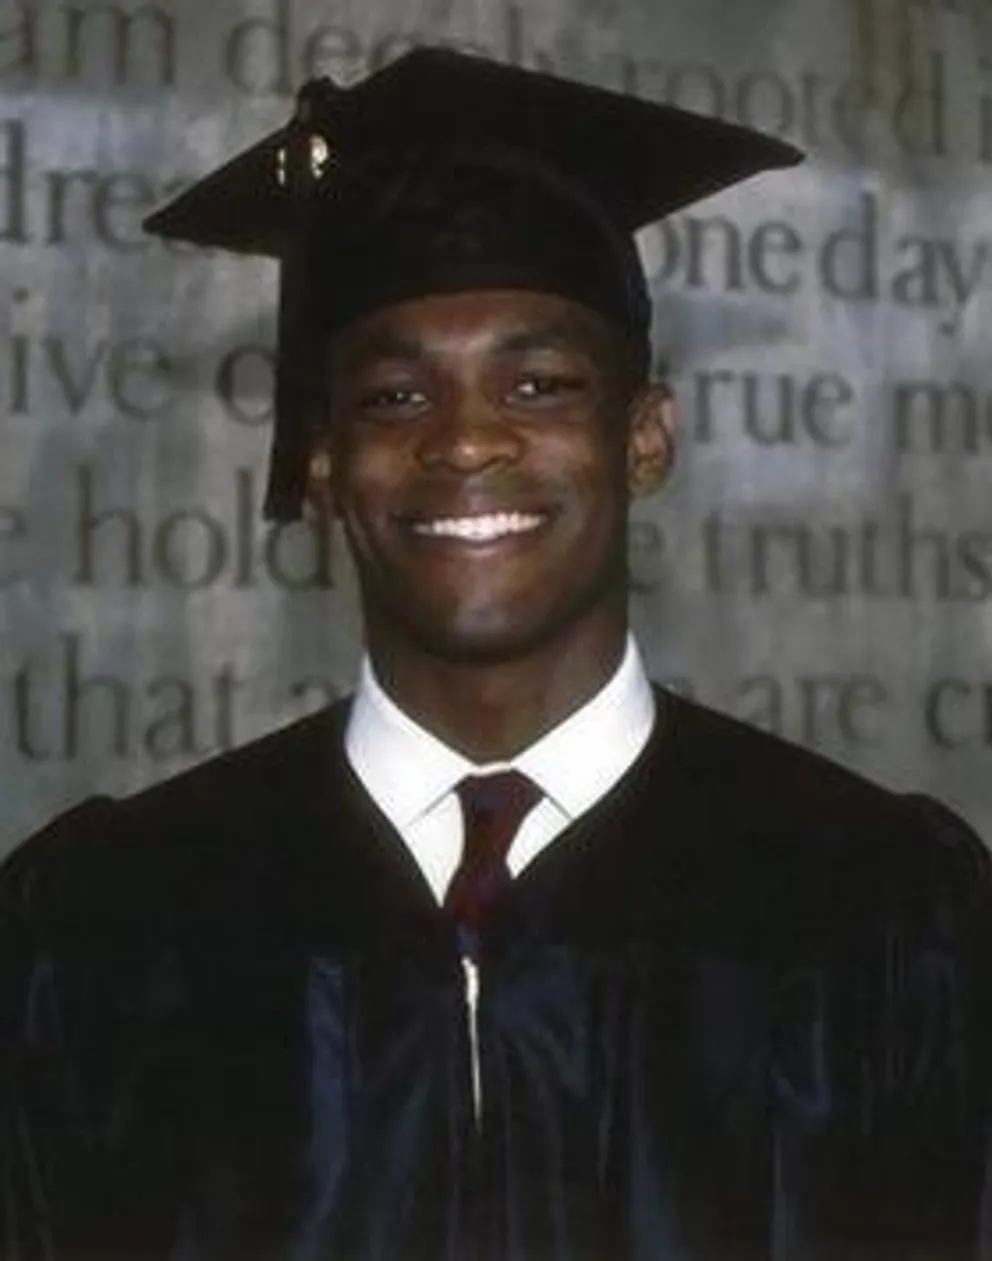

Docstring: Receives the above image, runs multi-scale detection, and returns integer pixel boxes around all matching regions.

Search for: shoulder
[0,701,350,930]
[661,685,905,820]
[655,687,991,943]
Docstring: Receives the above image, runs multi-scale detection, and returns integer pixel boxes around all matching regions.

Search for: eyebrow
[496,324,594,355]
[338,334,426,372]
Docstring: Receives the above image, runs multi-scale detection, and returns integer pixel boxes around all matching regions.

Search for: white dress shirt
[344,635,657,903]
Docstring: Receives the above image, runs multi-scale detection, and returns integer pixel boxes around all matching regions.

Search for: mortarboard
[144,48,803,520]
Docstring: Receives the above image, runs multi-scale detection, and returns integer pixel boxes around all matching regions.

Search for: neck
[365,618,629,763]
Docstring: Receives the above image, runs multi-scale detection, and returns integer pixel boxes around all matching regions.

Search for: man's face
[318,289,672,665]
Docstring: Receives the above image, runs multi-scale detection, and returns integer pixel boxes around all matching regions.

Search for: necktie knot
[456,771,542,858]
[445,771,542,950]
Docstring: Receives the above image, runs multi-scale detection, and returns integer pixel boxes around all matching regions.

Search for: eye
[356,385,430,418]
[510,373,585,404]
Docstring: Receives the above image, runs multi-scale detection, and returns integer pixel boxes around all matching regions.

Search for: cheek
[553,439,628,515]
[333,445,406,518]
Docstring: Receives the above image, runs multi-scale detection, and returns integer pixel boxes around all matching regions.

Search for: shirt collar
[345,635,656,830]
[512,636,655,816]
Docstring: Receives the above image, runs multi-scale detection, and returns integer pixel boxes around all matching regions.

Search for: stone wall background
[3,0,991,855]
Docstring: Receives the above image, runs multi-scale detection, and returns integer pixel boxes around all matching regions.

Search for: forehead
[329,288,620,365]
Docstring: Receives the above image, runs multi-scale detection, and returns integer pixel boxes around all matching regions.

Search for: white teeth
[412,512,545,541]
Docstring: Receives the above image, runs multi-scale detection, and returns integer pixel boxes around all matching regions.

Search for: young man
[2,49,989,1261]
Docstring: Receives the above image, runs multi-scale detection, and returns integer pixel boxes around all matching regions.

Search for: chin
[362,564,625,667]
[401,591,617,667]
[411,619,553,667]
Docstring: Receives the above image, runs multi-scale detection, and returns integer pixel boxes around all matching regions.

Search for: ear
[627,383,677,499]
[303,438,337,521]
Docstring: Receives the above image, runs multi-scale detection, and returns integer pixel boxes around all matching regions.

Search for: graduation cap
[144,48,803,520]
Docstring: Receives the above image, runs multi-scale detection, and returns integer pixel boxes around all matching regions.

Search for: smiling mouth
[408,512,548,542]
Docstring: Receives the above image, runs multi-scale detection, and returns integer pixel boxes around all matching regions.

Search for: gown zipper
[461,954,482,1128]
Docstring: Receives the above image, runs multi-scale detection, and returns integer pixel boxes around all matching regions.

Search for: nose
[416,388,524,473]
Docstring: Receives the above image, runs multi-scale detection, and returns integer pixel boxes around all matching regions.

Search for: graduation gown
[2,689,990,1261]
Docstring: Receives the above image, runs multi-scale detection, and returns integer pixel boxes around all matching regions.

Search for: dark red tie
[444,771,542,956]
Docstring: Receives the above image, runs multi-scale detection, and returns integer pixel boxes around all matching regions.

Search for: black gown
[2,689,990,1261]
